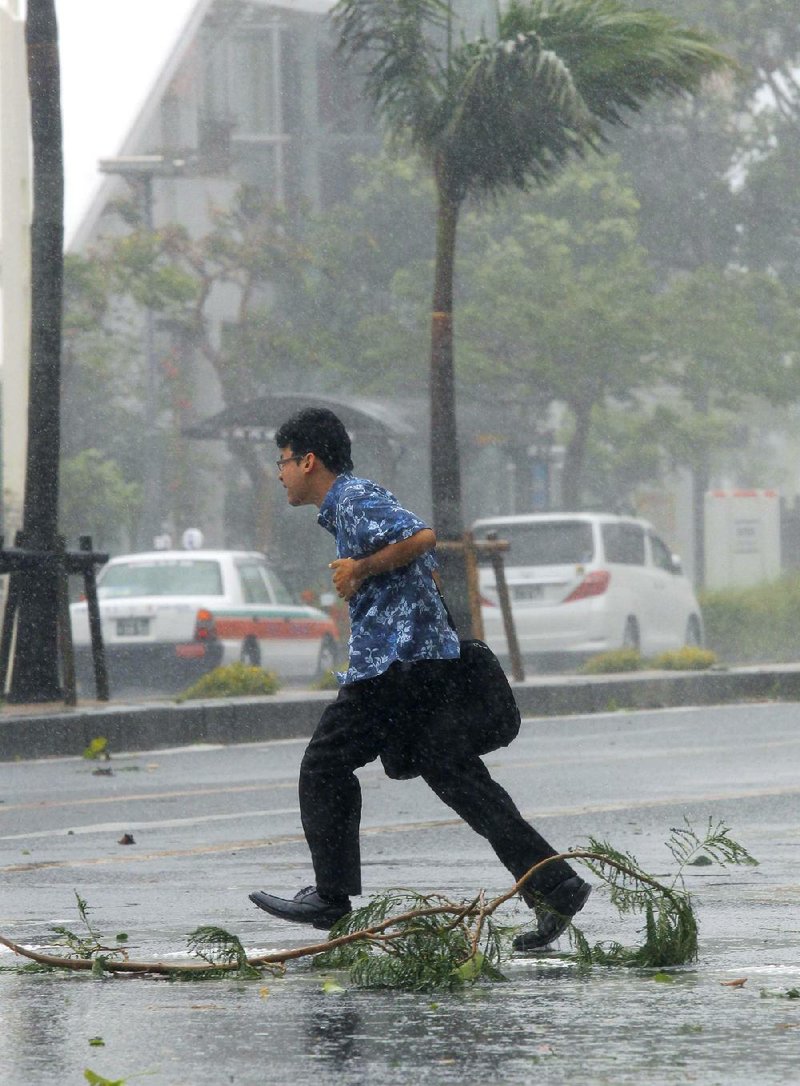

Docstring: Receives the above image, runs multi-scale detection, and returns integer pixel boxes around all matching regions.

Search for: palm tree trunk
[430,173,471,631]
[430,182,462,536]
[8,0,64,701]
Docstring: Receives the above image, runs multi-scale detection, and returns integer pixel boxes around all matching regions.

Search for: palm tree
[332,0,731,629]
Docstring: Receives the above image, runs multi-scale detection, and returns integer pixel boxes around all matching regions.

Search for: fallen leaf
[721,978,747,988]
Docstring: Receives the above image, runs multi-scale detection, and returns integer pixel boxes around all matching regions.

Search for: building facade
[0,0,31,542]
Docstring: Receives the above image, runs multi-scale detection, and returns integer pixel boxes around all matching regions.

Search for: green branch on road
[0,821,755,988]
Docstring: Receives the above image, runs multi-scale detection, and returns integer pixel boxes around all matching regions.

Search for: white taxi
[70,550,339,687]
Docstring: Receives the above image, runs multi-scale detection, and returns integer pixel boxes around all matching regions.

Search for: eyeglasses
[275,454,307,472]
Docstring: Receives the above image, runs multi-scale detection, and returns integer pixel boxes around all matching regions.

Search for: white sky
[55,0,198,240]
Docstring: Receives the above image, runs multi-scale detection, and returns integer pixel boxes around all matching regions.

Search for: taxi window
[99,560,224,598]
[266,569,295,606]
[238,562,272,604]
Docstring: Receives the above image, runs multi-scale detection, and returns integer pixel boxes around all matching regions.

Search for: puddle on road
[2,940,799,1086]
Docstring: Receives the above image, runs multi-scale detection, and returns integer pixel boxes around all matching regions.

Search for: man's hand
[329,529,437,600]
[329,558,364,600]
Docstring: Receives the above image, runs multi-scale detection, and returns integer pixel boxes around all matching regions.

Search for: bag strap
[434,577,457,632]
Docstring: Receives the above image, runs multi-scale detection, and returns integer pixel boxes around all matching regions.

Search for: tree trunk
[690,393,711,592]
[230,439,273,555]
[8,0,64,702]
[560,400,593,511]
[429,174,470,633]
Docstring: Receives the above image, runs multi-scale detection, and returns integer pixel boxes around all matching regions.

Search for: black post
[8,0,65,702]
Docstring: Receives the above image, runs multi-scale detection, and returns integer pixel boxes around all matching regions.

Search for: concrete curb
[2,666,800,762]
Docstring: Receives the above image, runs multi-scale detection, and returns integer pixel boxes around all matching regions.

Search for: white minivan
[472,513,703,664]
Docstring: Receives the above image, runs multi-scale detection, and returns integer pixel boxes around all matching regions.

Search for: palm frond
[442,32,596,198]
[502,0,734,126]
[332,0,451,142]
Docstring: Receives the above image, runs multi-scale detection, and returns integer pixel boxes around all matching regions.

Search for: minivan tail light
[194,608,217,640]
[563,570,610,603]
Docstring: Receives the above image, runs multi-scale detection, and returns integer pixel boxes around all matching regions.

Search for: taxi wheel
[240,637,262,668]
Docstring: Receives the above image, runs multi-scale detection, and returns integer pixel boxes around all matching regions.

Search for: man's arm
[330,528,436,600]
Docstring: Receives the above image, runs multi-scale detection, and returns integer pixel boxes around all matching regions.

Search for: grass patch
[176,662,280,702]
[581,646,718,674]
[581,649,643,674]
[650,647,717,671]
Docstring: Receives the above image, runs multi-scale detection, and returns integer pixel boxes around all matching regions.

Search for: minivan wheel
[622,617,640,652]
[240,637,261,668]
[685,615,702,647]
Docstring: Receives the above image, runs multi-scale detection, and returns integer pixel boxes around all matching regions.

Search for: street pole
[9,0,64,702]
[139,173,160,551]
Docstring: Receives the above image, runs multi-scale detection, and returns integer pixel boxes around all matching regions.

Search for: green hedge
[176,662,280,701]
[700,574,800,664]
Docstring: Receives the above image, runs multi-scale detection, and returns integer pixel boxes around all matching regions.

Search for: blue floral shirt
[318,474,460,684]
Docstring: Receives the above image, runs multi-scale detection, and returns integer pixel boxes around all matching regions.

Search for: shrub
[176,662,280,702]
[650,647,717,671]
[700,574,800,664]
[581,649,643,674]
[312,668,341,691]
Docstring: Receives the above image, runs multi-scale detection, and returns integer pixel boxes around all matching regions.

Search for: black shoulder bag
[437,587,521,756]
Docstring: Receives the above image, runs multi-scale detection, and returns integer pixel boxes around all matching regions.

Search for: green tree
[60,450,141,553]
[75,188,314,552]
[456,156,657,508]
[652,266,800,585]
[333,0,730,626]
[61,255,143,486]
[296,153,436,395]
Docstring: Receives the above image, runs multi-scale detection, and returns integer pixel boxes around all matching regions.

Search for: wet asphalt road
[1,702,799,1085]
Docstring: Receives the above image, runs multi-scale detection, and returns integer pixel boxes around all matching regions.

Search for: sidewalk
[3,662,800,762]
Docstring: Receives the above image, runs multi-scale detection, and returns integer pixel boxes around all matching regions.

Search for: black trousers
[298,660,577,900]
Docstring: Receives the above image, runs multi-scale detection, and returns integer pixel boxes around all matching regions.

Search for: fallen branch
[0,821,755,985]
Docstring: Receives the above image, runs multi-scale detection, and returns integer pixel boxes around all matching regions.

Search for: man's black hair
[275,407,354,474]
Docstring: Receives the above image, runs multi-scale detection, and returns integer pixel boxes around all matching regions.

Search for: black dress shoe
[249,885,352,930]
[513,875,591,952]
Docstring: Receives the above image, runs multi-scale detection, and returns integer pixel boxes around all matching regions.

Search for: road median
[2,664,800,762]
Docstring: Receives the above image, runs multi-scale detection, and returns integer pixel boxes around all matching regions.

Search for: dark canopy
[182,393,414,446]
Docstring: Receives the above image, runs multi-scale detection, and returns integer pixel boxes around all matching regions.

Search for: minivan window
[650,534,675,573]
[473,521,594,565]
[602,523,645,566]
